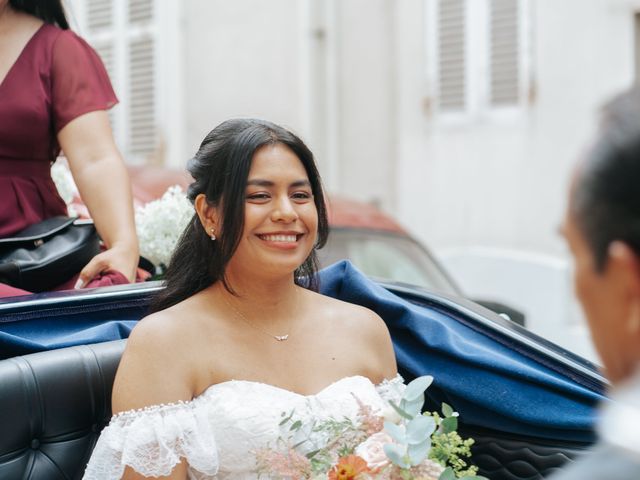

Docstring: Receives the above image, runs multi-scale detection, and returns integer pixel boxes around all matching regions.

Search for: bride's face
[226,143,318,278]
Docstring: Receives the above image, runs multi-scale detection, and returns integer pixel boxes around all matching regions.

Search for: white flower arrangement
[135,185,194,268]
[51,161,79,216]
[52,160,194,270]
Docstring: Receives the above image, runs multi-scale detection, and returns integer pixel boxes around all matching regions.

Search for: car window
[319,229,461,296]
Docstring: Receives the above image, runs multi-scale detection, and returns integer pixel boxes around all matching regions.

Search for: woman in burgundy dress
[0,0,139,296]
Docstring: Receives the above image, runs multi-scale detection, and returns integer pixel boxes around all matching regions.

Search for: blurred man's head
[563,87,640,383]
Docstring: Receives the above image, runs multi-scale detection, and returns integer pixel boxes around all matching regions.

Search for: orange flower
[328,455,371,480]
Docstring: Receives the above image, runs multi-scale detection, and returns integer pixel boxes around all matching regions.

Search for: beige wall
[181,0,304,165]
[180,0,399,209]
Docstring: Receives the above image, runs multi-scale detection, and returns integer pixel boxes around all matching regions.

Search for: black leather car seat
[0,340,125,480]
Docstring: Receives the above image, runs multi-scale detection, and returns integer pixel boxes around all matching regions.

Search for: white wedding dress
[83,375,405,479]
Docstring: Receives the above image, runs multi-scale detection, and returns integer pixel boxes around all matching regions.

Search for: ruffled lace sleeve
[83,401,219,480]
[376,374,406,404]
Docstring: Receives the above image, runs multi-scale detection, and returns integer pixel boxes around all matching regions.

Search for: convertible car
[0,261,604,480]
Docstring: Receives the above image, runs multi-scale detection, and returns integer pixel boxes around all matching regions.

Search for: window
[69,0,184,165]
[425,0,532,121]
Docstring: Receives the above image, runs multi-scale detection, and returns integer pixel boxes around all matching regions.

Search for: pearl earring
[210,228,216,241]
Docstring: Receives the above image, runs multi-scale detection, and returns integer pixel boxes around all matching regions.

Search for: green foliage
[425,408,479,478]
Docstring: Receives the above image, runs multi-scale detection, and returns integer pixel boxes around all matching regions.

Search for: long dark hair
[150,119,329,313]
[10,0,69,29]
[572,86,640,271]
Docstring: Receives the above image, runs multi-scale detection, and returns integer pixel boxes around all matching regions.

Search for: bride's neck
[212,272,300,313]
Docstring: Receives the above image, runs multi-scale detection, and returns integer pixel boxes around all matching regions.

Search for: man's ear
[194,193,218,235]
[608,241,640,297]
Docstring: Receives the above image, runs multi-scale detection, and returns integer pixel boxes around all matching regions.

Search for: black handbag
[0,216,101,292]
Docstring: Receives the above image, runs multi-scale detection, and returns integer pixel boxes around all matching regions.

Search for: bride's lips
[256,232,304,250]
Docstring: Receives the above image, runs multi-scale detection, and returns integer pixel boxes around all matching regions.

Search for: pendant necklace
[222,292,296,342]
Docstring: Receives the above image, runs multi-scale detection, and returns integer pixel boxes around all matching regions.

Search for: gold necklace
[222,293,295,342]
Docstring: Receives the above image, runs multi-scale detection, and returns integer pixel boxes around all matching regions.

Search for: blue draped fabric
[320,261,603,443]
[0,260,603,441]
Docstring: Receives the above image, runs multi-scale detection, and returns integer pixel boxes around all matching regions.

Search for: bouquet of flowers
[255,376,488,480]
[134,185,193,268]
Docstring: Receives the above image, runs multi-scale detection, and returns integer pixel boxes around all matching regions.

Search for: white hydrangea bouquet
[134,185,193,269]
[51,163,193,271]
[256,376,488,480]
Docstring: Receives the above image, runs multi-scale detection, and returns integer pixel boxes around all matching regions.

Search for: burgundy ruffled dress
[0,23,120,297]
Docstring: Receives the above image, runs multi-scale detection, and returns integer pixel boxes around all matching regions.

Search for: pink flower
[354,396,384,436]
[354,432,393,472]
[255,445,312,478]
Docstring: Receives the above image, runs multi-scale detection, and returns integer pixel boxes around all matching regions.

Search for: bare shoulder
[307,290,397,380]
[111,306,196,414]
[312,290,387,334]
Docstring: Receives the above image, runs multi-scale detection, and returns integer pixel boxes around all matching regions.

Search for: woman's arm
[113,315,194,480]
[57,110,139,286]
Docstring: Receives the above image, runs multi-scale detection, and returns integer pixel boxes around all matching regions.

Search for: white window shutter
[129,0,153,24]
[128,36,156,156]
[489,0,520,106]
[78,0,158,163]
[437,0,466,112]
[84,0,118,131]
[86,0,112,31]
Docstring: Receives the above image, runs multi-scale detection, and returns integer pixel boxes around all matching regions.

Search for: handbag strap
[0,216,77,248]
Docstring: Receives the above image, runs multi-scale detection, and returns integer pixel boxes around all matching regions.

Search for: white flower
[135,185,194,266]
[355,431,393,471]
[381,405,402,425]
[51,161,78,205]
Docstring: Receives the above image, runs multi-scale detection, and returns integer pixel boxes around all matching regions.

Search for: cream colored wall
[181,0,305,165]
[180,0,398,207]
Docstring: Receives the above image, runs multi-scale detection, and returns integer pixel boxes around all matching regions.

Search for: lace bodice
[83,375,405,479]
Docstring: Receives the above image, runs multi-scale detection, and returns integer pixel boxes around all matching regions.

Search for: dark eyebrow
[246,179,311,188]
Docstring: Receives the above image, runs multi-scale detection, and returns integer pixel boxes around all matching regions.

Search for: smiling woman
[82,119,401,480]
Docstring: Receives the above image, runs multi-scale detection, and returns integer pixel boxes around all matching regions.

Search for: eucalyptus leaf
[305,449,320,459]
[289,420,302,431]
[383,443,411,469]
[407,438,431,466]
[388,400,414,421]
[439,467,456,480]
[402,394,424,418]
[442,402,454,418]
[384,420,407,443]
[278,409,295,426]
[406,415,436,444]
[440,416,458,434]
[404,375,434,401]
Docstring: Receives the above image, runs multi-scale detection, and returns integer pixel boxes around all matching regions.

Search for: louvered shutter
[126,0,157,160]
[129,37,156,156]
[87,0,112,30]
[80,0,158,163]
[437,0,466,111]
[129,0,153,23]
[84,0,118,131]
[489,0,520,106]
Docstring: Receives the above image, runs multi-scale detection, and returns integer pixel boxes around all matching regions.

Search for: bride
[83,119,401,479]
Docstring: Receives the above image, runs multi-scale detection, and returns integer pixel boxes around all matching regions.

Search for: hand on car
[75,243,139,288]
